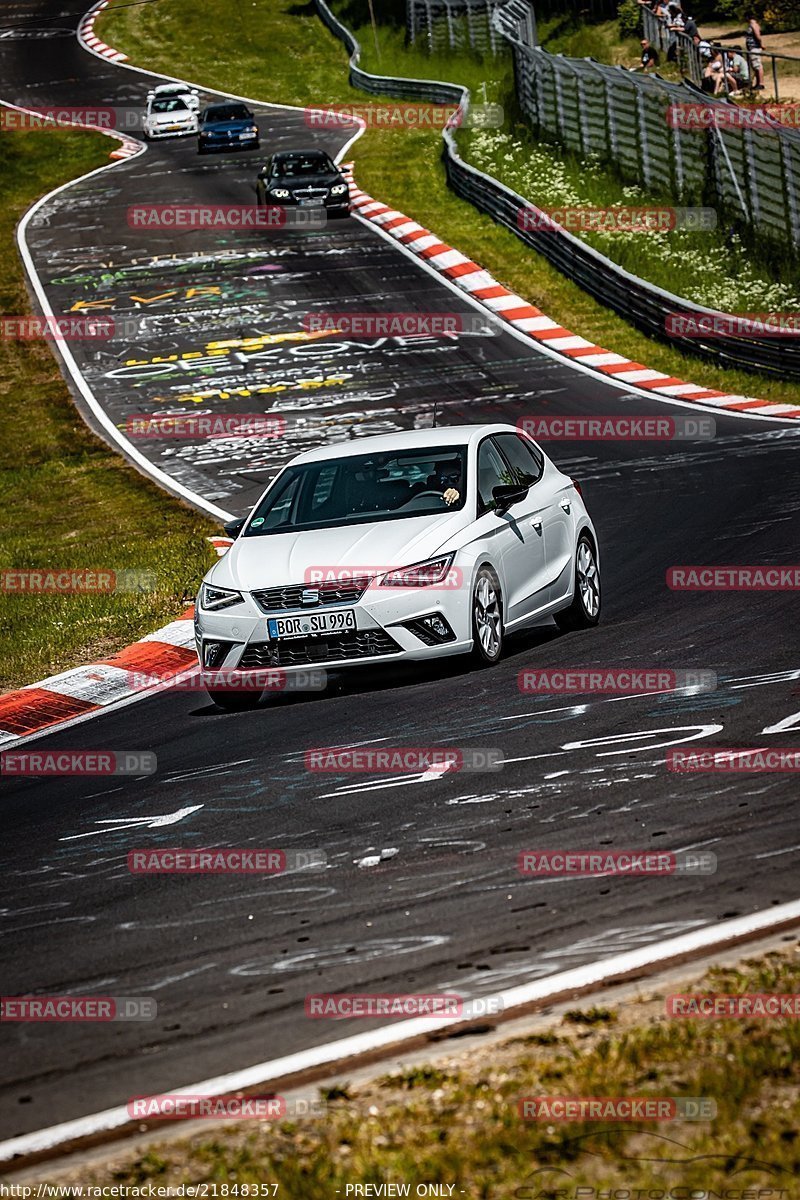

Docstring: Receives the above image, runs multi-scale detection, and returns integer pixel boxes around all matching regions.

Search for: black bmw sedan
[255,149,350,216]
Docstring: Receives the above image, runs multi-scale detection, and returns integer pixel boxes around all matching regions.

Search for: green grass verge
[0,128,216,691]
[47,947,800,1191]
[99,0,800,407]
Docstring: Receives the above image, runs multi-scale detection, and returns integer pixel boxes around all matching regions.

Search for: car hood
[272,173,342,190]
[202,118,253,132]
[211,513,466,591]
[149,110,192,123]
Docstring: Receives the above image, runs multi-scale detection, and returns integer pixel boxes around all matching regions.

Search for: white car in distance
[143,90,199,139]
[195,424,601,710]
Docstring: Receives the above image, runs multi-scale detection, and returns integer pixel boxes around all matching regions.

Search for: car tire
[554,534,600,632]
[471,566,504,665]
[206,687,263,711]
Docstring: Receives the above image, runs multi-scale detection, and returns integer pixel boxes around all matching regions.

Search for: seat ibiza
[194,425,600,709]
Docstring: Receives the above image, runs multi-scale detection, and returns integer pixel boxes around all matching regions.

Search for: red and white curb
[343,168,800,422]
[0,544,234,747]
[77,0,128,63]
[0,610,197,748]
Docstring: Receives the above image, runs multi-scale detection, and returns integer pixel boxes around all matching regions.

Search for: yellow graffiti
[122,327,342,367]
[166,374,353,404]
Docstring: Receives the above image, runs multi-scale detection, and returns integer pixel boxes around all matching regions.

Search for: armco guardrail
[313,0,800,380]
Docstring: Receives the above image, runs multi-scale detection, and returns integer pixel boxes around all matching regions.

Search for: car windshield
[151,98,188,114]
[205,104,250,122]
[273,153,334,177]
[245,447,467,535]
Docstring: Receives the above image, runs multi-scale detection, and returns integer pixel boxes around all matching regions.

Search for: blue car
[198,101,260,154]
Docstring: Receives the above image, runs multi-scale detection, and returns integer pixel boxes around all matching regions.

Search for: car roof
[292,424,525,464]
[274,148,330,158]
[204,101,249,112]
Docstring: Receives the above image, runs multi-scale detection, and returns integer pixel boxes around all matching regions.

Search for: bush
[618,0,642,37]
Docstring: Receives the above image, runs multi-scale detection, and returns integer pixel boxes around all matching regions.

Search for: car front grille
[240,629,400,667]
[292,187,329,200]
[252,578,372,613]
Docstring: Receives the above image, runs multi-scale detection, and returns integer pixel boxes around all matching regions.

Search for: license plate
[239,132,254,140]
[299,198,324,207]
[268,609,356,640]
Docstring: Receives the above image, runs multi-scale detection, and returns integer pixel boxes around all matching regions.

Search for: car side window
[494,433,543,488]
[476,439,509,516]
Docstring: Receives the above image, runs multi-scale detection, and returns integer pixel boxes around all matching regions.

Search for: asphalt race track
[1,0,799,1144]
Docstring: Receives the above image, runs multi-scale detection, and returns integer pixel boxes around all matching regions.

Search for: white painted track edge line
[1,98,233,522]
[2,898,799,1164]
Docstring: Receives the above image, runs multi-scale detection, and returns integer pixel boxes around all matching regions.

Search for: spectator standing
[666,4,685,62]
[745,12,765,90]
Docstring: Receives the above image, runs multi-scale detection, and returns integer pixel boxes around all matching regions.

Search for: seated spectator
[725,48,750,92]
[632,38,660,71]
[702,50,725,93]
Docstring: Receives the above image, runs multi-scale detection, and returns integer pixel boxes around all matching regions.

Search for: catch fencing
[313,0,800,379]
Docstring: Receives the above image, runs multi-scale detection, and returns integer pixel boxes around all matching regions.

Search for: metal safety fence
[313,0,800,379]
[407,0,506,55]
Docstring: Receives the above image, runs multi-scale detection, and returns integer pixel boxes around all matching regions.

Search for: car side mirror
[223,517,247,538]
[493,483,529,515]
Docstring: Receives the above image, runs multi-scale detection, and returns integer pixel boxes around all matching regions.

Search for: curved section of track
[0,0,798,1144]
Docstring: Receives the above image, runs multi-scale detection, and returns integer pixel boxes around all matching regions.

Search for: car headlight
[330,183,348,196]
[247,125,258,134]
[377,555,456,588]
[269,188,291,199]
[200,583,244,611]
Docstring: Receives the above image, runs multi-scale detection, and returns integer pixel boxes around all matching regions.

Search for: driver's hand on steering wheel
[443,488,460,506]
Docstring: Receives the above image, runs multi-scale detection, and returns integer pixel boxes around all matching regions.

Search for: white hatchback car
[195,425,600,708]
[143,93,199,139]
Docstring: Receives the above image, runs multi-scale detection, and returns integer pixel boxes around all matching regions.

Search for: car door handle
[530,520,543,533]
[560,499,571,513]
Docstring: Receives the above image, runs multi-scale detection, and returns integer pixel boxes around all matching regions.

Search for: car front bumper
[194,582,473,674]
[199,131,259,149]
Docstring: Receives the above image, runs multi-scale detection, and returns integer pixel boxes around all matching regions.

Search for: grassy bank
[38,946,800,1191]
[99,0,800,406]
[0,128,215,690]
